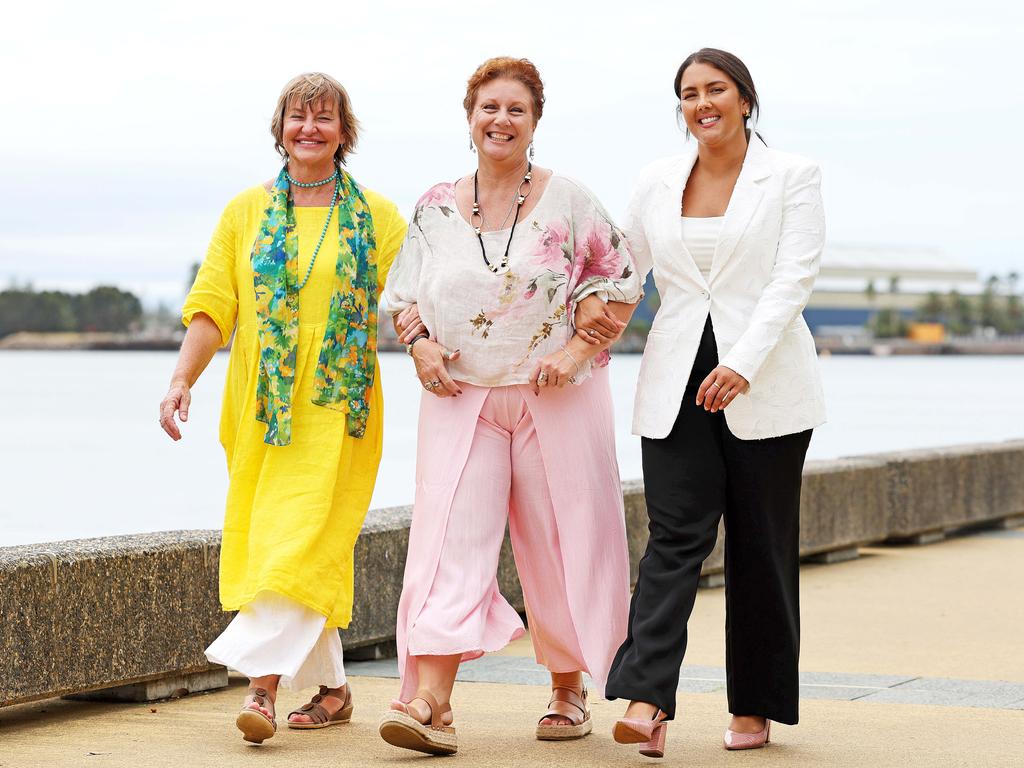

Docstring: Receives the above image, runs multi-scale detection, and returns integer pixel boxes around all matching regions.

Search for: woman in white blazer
[602,49,825,757]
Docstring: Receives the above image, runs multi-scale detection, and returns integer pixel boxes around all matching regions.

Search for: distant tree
[1006,272,1022,334]
[864,279,877,304]
[979,275,1002,329]
[947,290,974,335]
[872,308,908,338]
[187,261,200,292]
[74,286,143,332]
[888,275,900,294]
[917,292,945,323]
[0,289,76,337]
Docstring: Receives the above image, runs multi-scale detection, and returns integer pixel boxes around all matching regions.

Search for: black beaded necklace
[471,163,532,274]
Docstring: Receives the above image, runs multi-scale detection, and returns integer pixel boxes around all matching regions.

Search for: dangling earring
[529,142,535,161]
[469,132,476,153]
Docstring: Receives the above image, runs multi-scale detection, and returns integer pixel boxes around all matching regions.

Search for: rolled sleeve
[182,203,240,347]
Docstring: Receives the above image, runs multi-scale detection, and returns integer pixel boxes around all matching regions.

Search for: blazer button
[701,290,710,300]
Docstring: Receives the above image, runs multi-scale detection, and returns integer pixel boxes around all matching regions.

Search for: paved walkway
[2,524,1022,767]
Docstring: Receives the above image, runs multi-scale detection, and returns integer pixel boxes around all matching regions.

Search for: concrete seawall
[3,440,1022,707]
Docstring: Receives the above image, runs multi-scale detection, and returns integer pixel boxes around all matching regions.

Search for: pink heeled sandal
[613,709,668,758]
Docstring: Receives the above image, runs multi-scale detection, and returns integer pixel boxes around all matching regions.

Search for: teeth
[488,133,513,141]
[699,116,720,125]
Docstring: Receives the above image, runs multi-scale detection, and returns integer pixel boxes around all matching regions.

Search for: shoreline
[4,331,1024,355]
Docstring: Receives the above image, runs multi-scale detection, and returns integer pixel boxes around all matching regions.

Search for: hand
[696,366,749,413]
[529,348,579,395]
[159,380,191,440]
[396,304,428,344]
[574,294,627,346]
[412,339,462,397]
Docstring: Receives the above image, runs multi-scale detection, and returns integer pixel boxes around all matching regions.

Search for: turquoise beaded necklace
[290,169,342,292]
[285,168,339,188]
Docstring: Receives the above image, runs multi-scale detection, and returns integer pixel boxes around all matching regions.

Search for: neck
[696,128,749,173]
[476,155,530,187]
[287,158,337,183]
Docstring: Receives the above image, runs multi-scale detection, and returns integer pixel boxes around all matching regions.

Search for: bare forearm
[170,313,223,387]
[568,301,638,361]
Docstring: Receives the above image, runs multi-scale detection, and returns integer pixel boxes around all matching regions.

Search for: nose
[301,113,317,133]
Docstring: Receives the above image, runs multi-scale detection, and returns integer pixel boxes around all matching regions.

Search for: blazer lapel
[658,148,707,288]
[708,133,772,283]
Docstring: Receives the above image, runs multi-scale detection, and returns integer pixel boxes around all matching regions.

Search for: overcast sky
[2,0,1022,307]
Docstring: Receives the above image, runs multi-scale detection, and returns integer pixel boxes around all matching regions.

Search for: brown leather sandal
[236,686,277,744]
[378,689,458,755]
[287,684,354,730]
[535,686,593,740]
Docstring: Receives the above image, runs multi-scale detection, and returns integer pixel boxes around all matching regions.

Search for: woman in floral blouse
[377,57,642,755]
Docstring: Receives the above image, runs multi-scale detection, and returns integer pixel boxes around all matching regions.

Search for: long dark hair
[674,48,760,129]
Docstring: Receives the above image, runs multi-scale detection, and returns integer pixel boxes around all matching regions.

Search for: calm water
[2,351,1022,547]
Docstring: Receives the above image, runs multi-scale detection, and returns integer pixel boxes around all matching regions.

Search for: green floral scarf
[251,166,378,447]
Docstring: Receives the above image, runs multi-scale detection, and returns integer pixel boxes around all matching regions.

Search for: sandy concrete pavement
[2,525,1022,767]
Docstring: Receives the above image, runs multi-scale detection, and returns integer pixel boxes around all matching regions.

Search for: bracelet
[405,334,429,356]
[560,345,581,375]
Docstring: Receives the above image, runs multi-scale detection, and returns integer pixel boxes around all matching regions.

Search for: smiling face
[678,62,750,148]
[469,78,536,163]
[281,97,345,168]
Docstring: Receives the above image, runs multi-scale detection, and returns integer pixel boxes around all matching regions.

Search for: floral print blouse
[384,175,642,387]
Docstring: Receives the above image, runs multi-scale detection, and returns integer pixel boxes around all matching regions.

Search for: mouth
[697,115,721,127]
[295,139,325,147]
[486,132,514,143]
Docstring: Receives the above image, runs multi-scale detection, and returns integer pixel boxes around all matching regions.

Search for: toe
[542,716,571,726]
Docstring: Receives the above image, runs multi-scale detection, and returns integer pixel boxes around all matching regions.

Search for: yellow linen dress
[183,184,406,628]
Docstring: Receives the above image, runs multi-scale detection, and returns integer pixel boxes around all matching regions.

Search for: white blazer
[628,133,827,440]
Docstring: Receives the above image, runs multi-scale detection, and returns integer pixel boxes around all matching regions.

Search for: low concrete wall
[3,440,1022,707]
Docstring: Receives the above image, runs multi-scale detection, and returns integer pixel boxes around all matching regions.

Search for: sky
[1,0,1022,308]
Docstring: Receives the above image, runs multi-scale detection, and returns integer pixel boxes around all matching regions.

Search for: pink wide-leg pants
[395,366,631,701]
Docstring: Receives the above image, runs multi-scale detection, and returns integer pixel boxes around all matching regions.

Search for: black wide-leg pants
[606,317,811,724]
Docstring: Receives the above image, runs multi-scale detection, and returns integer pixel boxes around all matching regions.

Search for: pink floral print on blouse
[384,175,642,387]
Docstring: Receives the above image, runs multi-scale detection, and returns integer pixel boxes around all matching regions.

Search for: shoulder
[629,154,689,198]
[359,185,403,222]
[762,145,821,182]
[641,154,688,180]
[548,174,603,208]
[413,181,457,211]
[223,184,270,216]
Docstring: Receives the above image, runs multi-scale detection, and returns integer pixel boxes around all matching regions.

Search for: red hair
[463,57,545,123]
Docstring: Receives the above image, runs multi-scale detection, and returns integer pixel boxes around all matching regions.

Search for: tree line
[868,272,1023,338]
[0,286,143,338]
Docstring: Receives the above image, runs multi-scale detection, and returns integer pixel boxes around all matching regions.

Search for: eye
[482,104,497,111]
[711,87,725,94]
[682,94,696,100]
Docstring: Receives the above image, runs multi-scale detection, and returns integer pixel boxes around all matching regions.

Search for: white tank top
[680,216,724,278]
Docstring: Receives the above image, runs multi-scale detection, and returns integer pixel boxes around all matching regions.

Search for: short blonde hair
[270,72,360,166]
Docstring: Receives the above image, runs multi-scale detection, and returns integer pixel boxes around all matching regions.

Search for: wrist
[405,334,429,355]
[566,336,602,361]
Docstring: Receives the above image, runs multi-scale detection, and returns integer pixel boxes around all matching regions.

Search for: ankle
[624,700,659,719]
[550,671,583,690]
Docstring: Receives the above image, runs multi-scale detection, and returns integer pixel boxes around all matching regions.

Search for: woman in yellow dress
[158,72,405,745]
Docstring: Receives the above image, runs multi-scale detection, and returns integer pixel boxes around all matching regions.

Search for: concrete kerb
[2,439,1023,707]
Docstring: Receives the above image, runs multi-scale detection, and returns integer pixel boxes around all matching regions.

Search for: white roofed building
[803,244,982,333]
